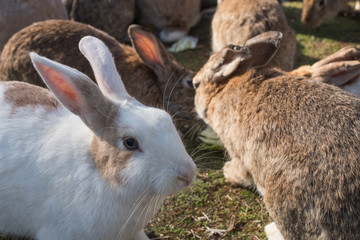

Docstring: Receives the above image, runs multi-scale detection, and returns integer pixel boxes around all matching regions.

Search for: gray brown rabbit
[302,0,360,27]
[135,0,201,42]
[0,0,68,54]
[0,20,200,136]
[61,0,135,42]
[211,0,296,71]
[193,31,360,239]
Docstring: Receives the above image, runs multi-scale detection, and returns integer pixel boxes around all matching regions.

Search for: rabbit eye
[194,82,200,89]
[123,137,139,150]
[182,78,195,89]
[319,0,325,6]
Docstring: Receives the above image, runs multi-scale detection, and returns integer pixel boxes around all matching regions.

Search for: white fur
[265,222,285,240]
[159,29,187,43]
[0,36,196,240]
[79,36,130,100]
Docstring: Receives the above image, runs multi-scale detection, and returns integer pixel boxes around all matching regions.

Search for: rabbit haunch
[0,36,196,240]
[193,32,360,239]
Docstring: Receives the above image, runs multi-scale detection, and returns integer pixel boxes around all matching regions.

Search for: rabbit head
[194,31,283,123]
[30,36,197,194]
[301,0,349,27]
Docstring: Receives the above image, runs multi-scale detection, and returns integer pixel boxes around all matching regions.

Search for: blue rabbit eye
[123,137,139,150]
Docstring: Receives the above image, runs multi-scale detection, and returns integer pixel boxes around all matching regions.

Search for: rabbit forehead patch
[4,81,60,112]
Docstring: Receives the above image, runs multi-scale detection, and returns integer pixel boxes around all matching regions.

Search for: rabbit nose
[177,173,195,186]
[177,162,196,186]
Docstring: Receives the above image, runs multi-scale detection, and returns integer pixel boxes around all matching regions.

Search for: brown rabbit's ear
[244,31,283,69]
[212,45,252,81]
[128,24,170,78]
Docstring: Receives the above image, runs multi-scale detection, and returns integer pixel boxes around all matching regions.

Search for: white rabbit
[0,36,196,240]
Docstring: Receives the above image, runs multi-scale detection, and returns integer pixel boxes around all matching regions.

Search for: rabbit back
[135,0,201,42]
[63,0,135,42]
[211,0,296,70]
[0,20,162,108]
[0,0,68,54]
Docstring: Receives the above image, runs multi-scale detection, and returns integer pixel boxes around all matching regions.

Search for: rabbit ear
[79,36,130,101]
[312,46,360,69]
[30,52,112,135]
[311,61,360,86]
[128,25,169,79]
[212,45,252,81]
[244,31,283,69]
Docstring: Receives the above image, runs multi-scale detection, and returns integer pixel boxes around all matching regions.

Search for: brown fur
[211,0,296,71]
[135,0,201,42]
[61,0,135,42]
[0,0,68,54]
[4,81,60,112]
[194,40,360,239]
[91,125,132,187]
[0,20,200,135]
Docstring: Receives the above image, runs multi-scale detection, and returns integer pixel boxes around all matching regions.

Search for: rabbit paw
[223,160,254,188]
[265,222,285,240]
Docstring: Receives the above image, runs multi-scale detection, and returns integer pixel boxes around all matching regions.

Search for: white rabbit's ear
[244,31,283,69]
[30,52,112,135]
[79,36,130,100]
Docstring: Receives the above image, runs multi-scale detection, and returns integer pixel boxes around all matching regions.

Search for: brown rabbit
[61,0,135,42]
[302,0,360,27]
[135,0,201,42]
[193,31,360,239]
[0,20,199,136]
[211,0,296,71]
[0,0,68,54]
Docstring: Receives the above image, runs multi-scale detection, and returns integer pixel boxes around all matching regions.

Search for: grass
[1,1,360,240]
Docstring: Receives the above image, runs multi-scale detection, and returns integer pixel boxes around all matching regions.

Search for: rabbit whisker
[166,72,186,112]
[189,142,206,157]
[162,70,177,111]
[117,180,157,239]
